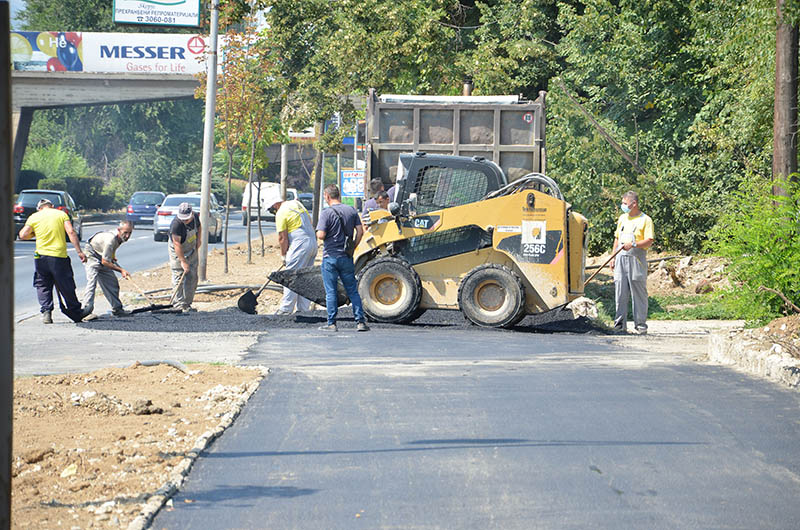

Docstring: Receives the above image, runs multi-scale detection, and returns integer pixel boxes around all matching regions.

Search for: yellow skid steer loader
[270,152,588,328]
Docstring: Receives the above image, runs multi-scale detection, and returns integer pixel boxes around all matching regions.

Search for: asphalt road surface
[152,322,800,530]
[12,211,272,317]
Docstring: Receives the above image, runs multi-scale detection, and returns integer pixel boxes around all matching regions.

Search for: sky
[9,0,24,28]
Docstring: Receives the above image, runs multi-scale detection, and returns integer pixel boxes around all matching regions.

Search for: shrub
[21,142,91,179]
[38,177,66,191]
[64,176,104,209]
[708,176,800,321]
[16,169,45,192]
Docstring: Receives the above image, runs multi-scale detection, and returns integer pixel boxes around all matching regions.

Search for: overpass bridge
[11,71,199,185]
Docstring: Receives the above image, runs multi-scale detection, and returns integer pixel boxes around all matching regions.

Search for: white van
[241,182,298,224]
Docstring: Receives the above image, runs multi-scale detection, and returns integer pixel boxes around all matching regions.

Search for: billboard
[9,32,208,74]
[113,0,201,27]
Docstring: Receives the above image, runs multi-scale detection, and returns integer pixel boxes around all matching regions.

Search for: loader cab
[394,153,507,216]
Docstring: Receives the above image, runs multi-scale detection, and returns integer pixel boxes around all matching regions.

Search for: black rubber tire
[242,215,248,226]
[458,264,526,328]
[357,257,423,323]
[154,232,164,242]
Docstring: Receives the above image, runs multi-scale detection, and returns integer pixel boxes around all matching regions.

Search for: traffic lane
[154,329,800,529]
[13,213,269,316]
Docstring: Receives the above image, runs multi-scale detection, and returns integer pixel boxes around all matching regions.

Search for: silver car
[153,193,224,242]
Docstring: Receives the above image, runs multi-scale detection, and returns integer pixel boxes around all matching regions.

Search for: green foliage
[547,0,774,255]
[585,280,739,324]
[647,293,741,320]
[104,146,197,207]
[37,177,66,191]
[21,142,92,179]
[16,169,45,192]
[708,176,800,321]
[63,176,112,210]
[17,0,792,269]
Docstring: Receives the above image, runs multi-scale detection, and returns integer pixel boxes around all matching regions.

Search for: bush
[708,176,800,321]
[16,169,45,192]
[64,176,104,209]
[38,177,66,191]
[21,142,91,179]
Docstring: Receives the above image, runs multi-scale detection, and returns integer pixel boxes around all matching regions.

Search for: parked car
[241,182,297,224]
[126,191,165,226]
[153,194,224,243]
[298,192,314,214]
[13,189,83,241]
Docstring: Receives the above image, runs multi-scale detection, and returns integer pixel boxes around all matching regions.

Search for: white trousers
[279,230,317,313]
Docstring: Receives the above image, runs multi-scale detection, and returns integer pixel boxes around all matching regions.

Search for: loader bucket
[268,265,350,307]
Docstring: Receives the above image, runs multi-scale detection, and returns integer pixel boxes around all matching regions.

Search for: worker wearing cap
[272,195,318,314]
[81,220,134,319]
[169,202,201,313]
[610,190,654,334]
[18,198,89,324]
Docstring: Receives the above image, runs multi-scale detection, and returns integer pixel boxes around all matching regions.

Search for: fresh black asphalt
[152,319,800,529]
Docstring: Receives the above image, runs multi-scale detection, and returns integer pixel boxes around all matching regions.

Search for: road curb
[709,330,800,389]
[126,365,269,530]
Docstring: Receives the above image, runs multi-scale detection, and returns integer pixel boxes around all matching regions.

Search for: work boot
[42,311,53,324]
[82,313,98,322]
[357,321,370,332]
[181,306,196,314]
[318,323,337,332]
[112,308,132,317]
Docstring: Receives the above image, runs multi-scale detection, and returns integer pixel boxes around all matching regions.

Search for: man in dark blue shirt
[316,184,369,332]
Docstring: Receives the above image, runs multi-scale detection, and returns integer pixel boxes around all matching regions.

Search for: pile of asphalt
[72,306,605,334]
[266,306,604,334]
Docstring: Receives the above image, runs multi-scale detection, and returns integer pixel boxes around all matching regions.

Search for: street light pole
[199,0,219,281]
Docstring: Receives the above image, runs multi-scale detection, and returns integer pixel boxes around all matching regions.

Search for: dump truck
[363,88,547,194]
[271,151,588,328]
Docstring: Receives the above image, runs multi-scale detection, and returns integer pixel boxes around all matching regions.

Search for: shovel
[584,246,623,287]
[127,277,175,314]
[237,264,285,314]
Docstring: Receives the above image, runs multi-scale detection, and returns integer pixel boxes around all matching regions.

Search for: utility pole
[773,0,798,195]
[199,0,219,280]
[1,2,15,526]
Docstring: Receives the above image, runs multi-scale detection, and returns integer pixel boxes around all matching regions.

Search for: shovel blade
[269,266,349,306]
[237,290,258,314]
[130,304,174,314]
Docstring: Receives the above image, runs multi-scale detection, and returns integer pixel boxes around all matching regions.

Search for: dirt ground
[12,232,285,529]
[12,363,264,529]
[13,234,799,528]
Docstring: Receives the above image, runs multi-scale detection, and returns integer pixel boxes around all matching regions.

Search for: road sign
[523,112,534,124]
[341,170,365,198]
[114,0,201,28]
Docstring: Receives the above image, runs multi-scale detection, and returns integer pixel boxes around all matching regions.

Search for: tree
[21,141,91,178]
